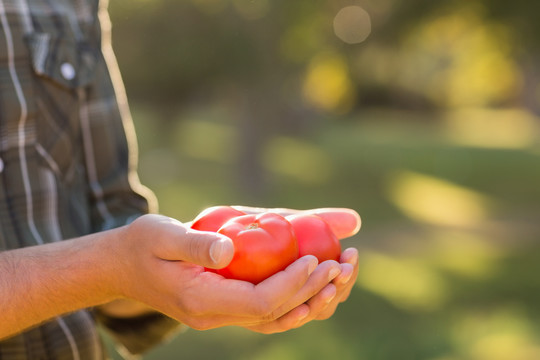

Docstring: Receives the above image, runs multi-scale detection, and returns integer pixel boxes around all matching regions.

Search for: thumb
[182,229,234,269]
[156,221,235,268]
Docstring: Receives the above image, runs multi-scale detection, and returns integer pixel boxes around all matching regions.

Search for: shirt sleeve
[81,6,183,355]
[80,42,157,233]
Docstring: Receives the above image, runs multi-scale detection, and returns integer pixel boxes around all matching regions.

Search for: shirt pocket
[24,30,98,182]
[25,31,97,89]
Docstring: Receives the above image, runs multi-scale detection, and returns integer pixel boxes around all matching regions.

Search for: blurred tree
[108,0,539,201]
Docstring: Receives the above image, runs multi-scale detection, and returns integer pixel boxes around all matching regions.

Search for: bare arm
[0,209,360,340]
[0,229,122,339]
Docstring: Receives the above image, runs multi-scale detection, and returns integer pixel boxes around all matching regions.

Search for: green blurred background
[101,0,540,359]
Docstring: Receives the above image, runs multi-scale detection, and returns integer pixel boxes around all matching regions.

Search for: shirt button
[60,62,76,81]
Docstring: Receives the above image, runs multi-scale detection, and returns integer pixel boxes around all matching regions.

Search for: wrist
[0,227,129,338]
[94,225,132,301]
[54,228,126,306]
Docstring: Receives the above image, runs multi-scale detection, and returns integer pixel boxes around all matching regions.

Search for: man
[0,0,360,358]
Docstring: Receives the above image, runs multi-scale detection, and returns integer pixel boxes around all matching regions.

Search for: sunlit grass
[174,119,237,164]
[357,251,448,311]
[428,231,502,280]
[386,170,493,227]
[451,307,540,360]
[262,136,334,185]
[443,107,540,149]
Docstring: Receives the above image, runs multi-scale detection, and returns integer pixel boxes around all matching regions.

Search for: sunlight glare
[176,120,237,164]
[451,308,540,360]
[357,251,447,311]
[387,171,491,227]
[302,52,355,113]
[333,6,372,44]
[444,108,540,149]
[430,231,502,280]
[262,136,334,185]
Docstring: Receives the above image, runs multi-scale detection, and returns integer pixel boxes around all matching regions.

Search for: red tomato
[286,214,341,263]
[216,212,299,284]
[191,206,246,232]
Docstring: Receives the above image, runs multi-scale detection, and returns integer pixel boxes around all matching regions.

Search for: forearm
[0,228,123,340]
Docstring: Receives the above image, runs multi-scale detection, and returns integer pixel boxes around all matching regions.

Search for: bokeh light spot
[302,52,355,113]
[175,119,237,164]
[333,6,372,44]
[357,251,448,311]
[444,108,540,149]
[387,170,492,227]
[262,136,334,185]
[451,308,540,360]
[430,231,502,280]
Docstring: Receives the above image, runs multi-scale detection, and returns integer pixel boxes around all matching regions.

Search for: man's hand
[111,208,360,333]
[0,207,360,339]
[230,206,360,332]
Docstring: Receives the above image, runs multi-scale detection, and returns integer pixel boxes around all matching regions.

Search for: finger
[253,256,319,313]
[299,283,337,324]
[230,205,300,216]
[210,261,340,331]
[336,249,359,303]
[315,269,356,320]
[244,304,311,334]
[314,264,358,321]
[153,218,235,268]
[304,208,361,239]
[302,262,356,323]
[260,259,342,320]
[314,297,340,321]
[334,262,354,286]
[340,247,359,265]
[231,206,361,239]
[187,255,318,319]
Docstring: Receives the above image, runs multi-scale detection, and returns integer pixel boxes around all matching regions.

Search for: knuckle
[251,299,274,319]
[188,236,203,259]
[186,232,211,263]
[261,302,276,318]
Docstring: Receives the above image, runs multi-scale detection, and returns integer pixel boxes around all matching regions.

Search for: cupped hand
[231,206,361,332]
[113,206,361,333]
[110,214,340,332]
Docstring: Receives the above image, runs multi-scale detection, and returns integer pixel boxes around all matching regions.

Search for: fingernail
[328,267,340,281]
[295,308,309,326]
[298,310,309,321]
[339,273,352,284]
[307,257,318,276]
[325,293,336,304]
[210,239,225,264]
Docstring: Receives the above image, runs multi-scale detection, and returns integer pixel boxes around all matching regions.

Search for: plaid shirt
[0,0,179,358]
